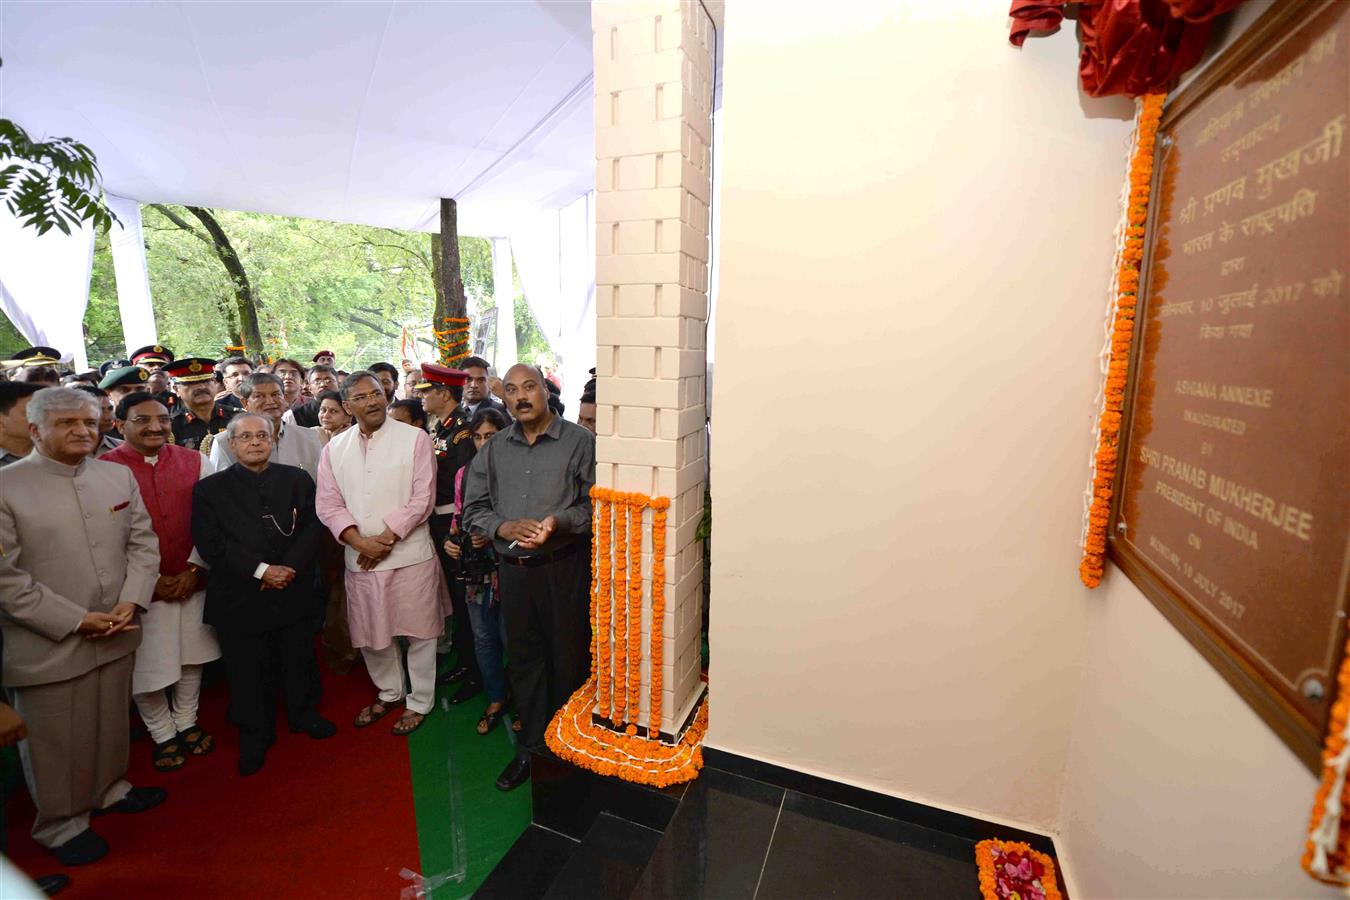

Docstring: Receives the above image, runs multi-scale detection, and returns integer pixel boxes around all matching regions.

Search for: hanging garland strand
[626,493,650,736]
[612,493,630,725]
[649,496,670,739]
[1079,93,1165,588]
[594,488,614,718]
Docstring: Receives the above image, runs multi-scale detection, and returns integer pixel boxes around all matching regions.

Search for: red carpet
[4,660,422,898]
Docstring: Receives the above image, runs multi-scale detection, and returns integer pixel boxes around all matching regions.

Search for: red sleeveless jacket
[102,442,201,577]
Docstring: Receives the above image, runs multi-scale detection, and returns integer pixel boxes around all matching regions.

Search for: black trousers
[433,514,481,686]
[218,619,320,755]
[497,550,591,761]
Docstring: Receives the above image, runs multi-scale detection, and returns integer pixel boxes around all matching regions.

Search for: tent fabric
[106,194,158,354]
[492,238,519,371]
[0,204,94,371]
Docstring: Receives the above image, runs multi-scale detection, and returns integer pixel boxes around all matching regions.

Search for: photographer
[443,407,512,736]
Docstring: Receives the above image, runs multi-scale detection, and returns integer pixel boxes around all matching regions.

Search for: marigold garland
[433,316,473,365]
[594,487,614,718]
[975,840,1063,900]
[626,493,649,734]
[1079,92,1165,588]
[1303,634,1350,885]
[546,678,708,788]
[589,490,600,680]
[612,492,630,725]
[650,496,670,737]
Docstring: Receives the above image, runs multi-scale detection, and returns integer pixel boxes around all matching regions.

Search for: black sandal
[153,740,186,771]
[177,726,215,756]
[477,704,506,735]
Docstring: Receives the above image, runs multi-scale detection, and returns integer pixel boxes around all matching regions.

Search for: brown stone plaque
[1110,0,1349,771]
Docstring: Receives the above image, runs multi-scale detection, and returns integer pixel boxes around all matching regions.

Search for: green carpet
[408,673,532,899]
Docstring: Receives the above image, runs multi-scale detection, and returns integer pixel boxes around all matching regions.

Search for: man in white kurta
[315,372,447,735]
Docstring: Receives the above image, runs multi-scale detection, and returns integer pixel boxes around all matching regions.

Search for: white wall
[1053,1,1340,895]
[707,0,1134,830]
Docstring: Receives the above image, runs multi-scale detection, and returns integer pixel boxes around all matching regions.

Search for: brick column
[592,0,711,739]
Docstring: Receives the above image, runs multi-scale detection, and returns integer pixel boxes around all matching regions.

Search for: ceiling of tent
[0,0,596,237]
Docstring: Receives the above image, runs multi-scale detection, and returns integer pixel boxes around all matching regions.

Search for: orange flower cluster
[1303,634,1350,885]
[433,316,473,365]
[975,840,1062,900]
[612,494,630,725]
[1080,92,1165,588]
[593,487,614,718]
[625,494,650,734]
[649,497,670,737]
[546,678,708,788]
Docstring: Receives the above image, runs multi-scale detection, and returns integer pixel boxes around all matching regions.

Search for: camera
[454,531,495,585]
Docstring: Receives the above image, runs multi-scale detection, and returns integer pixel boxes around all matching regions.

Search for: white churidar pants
[361,637,438,714]
[132,663,206,745]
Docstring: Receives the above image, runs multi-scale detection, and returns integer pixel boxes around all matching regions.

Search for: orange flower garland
[433,316,472,365]
[975,840,1063,900]
[626,493,649,735]
[649,497,669,738]
[546,678,708,788]
[1079,92,1165,588]
[612,493,630,725]
[589,490,600,680]
[594,488,614,718]
[1304,634,1350,885]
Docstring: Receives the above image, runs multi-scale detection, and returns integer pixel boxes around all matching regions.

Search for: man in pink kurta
[315,371,448,735]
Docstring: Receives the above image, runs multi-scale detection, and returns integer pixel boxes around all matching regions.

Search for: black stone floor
[476,747,1061,899]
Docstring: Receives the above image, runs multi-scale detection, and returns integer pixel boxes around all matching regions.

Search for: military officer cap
[99,365,151,390]
[99,358,133,377]
[1,346,63,370]
[312,349,335,363]
[131,344,175,367]
[417,363,468,391]
[163,356,218,383]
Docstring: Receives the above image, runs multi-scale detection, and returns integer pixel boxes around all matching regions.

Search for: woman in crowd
[444,407,514,735]
[314,390,351,444]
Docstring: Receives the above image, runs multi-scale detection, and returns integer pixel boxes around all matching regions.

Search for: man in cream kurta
[0,387,164,866]
[316,372,447,736]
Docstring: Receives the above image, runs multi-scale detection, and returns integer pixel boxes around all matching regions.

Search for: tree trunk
[434,198,469,364]
[186,207,265,357]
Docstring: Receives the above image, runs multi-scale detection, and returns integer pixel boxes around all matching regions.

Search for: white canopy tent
[0,0,598,390]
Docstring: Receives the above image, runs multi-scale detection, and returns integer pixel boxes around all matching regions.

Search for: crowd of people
[0,343,600,889]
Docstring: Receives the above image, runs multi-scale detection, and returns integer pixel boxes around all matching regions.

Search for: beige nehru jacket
[0,452,160,687]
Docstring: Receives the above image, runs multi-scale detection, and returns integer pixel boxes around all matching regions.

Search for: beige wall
[708,0,1133,831]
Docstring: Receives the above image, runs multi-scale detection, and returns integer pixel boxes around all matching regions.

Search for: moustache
[515,403,532,411]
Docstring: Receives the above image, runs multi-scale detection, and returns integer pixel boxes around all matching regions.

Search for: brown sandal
[391,711,425,736]
[152,740,186,771]
[178,726,214,756]
[354,698,401,728]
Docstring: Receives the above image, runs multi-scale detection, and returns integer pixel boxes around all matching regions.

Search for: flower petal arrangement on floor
[976,839,1063,900]
[545,487,707,787]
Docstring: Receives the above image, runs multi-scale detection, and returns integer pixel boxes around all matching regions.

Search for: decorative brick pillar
[592,0,712,739]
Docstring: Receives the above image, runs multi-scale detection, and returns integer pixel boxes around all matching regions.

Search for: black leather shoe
[289,716,337,739]
[449,680,483,705]
[36,874,70,896]
[495,757,531,792]
[238,748,267,777]
[51,829,107,866]
[437,664,470,686]
[92,786,166,816]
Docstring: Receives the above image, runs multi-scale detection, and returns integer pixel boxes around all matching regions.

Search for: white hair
[225,413,275,441]
[26,386,98,427]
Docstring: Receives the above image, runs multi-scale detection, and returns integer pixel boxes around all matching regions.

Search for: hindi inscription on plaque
[1110,0,1349,770]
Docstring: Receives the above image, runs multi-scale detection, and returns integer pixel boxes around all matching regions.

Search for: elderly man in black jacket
[191,413,335,776]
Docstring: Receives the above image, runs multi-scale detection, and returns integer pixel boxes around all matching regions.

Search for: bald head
[503,364,550,426]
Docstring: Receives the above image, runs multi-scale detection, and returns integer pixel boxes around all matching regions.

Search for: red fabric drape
[1009,0,1066,48]
[1009,0,1246,97]
[1163,0,1246,23]
[1079,0,1214,97]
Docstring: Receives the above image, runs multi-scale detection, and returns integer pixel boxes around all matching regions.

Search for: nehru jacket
[0,453,160,686]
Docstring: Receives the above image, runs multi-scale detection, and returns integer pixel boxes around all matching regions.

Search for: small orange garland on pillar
[612,493,630,725]
[626,493,650,735]
[649,497,670,737]
[1079,92,1165,588]
[593,488,614,718]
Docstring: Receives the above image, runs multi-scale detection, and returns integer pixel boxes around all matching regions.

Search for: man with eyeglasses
[316,371,447,737]
[102,392,221,774]
[192,414,333,776]
[205,373,321,480]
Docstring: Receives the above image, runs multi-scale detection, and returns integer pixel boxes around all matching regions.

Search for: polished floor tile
[473,824,578,900]
[753,792,980,900]
[632,767,786,900]
[544,813,664,900]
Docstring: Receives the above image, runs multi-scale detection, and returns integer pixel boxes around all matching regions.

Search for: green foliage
[0,119,117,235]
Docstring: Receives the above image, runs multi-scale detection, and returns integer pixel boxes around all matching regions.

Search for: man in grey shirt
[463,363,595,793]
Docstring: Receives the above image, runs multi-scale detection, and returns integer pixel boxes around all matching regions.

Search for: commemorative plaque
[1110,0,1349,770]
